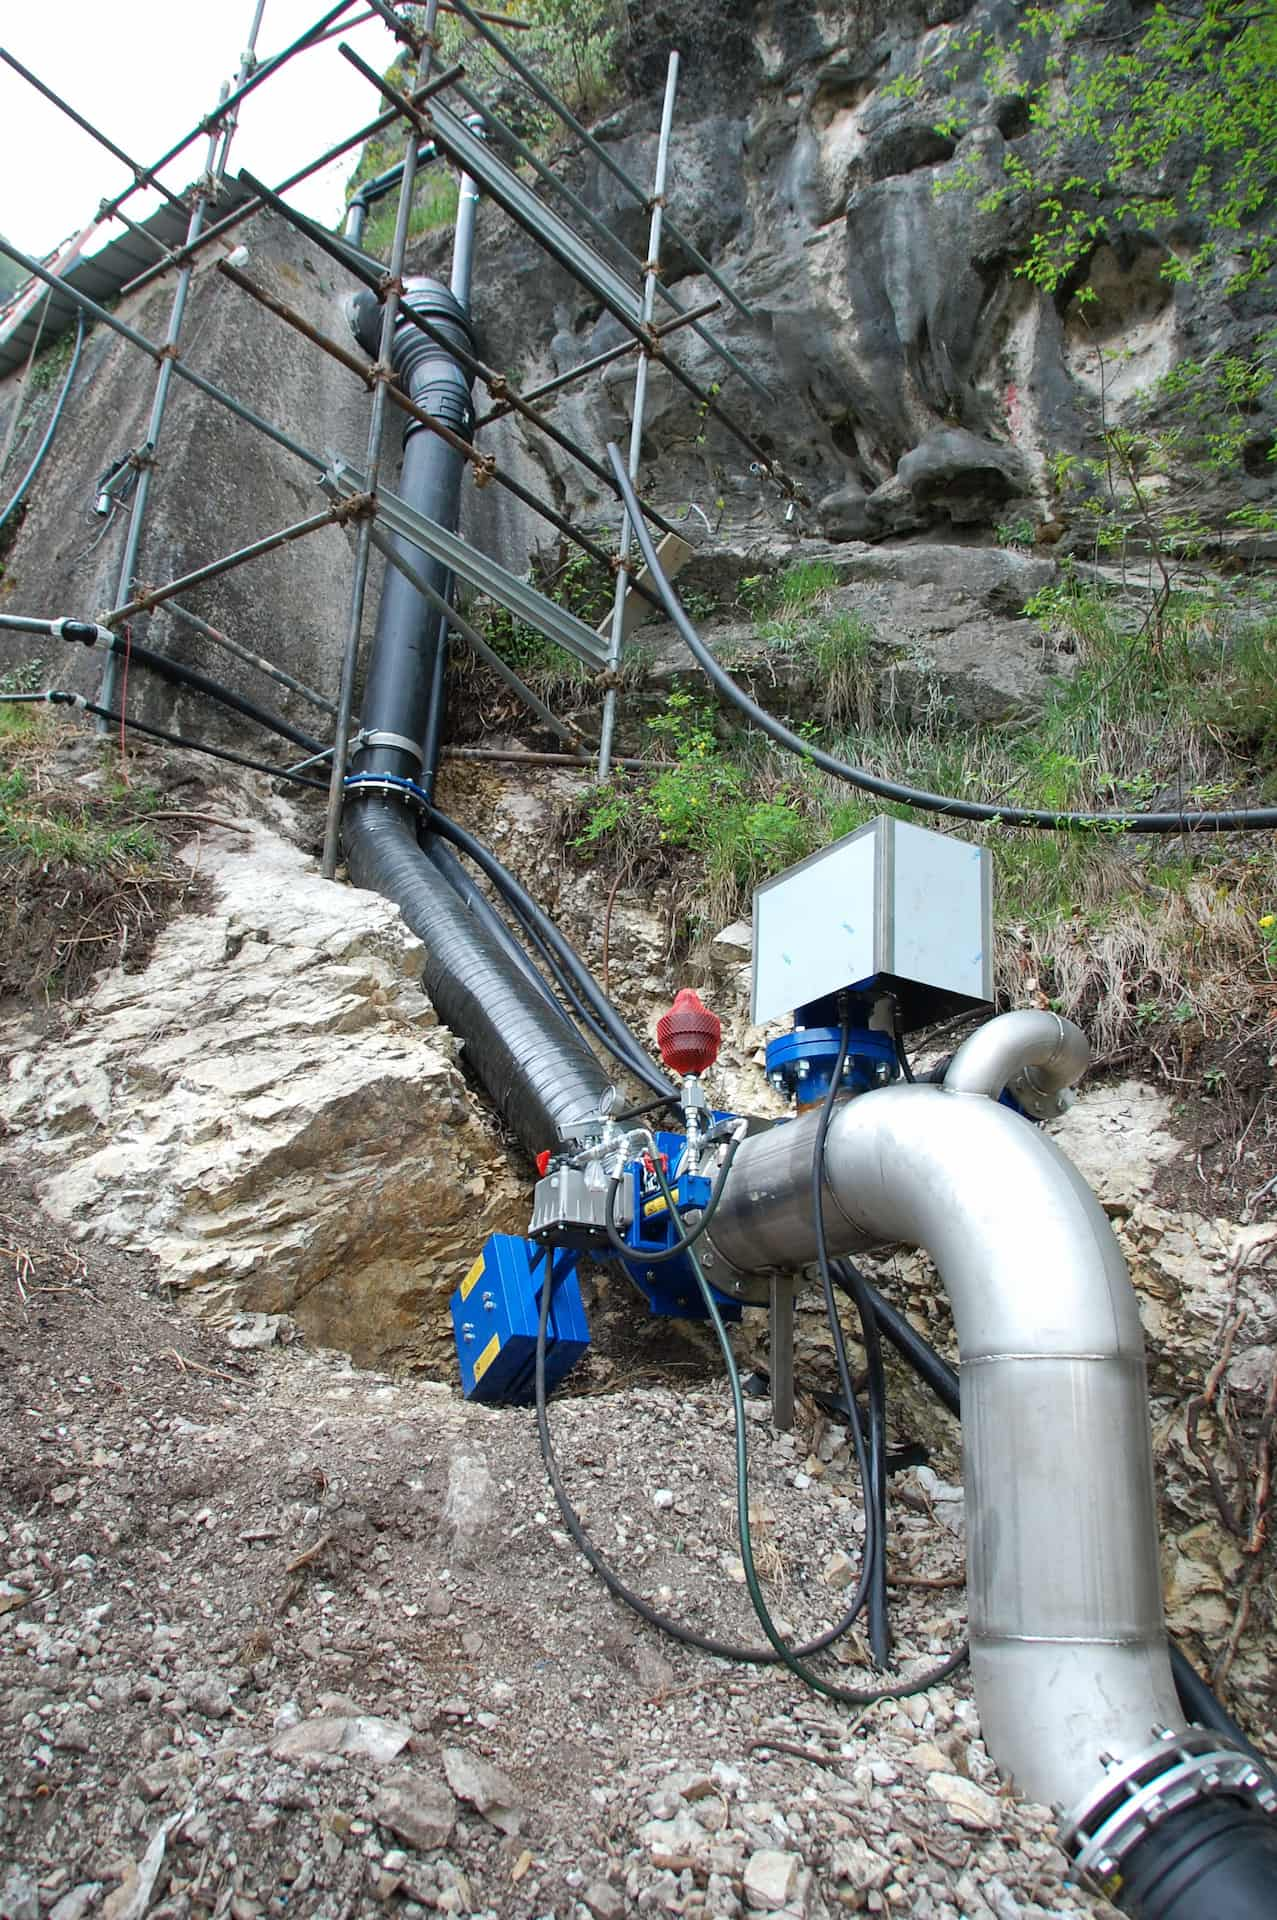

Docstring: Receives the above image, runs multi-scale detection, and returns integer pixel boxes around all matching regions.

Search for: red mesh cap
[657,988,721,1077]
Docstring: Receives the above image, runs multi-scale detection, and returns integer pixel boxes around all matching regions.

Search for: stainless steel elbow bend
[944,1009,1091,1119]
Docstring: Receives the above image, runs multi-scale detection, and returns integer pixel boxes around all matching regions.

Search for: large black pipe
[1114,1798,1277,1919]
[341,265,613,1149]
[345,800,610,1148]
[347,276,473,785]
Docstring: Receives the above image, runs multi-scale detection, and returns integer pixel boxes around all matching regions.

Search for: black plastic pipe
[348,277,475,785]
[425,806,674,1103]
[1115,1797,1277,1918]
[424,836,569,1024]
[607,446,1277,835]
[345,801,611,1149]
[0,312,86,536]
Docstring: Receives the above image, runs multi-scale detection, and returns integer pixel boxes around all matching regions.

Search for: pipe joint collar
[1060,1727,1277,1891]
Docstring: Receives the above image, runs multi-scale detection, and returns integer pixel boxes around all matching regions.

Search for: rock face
[0,808,525,1367]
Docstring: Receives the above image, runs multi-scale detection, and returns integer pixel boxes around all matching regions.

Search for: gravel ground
[0,1176,1112,1920]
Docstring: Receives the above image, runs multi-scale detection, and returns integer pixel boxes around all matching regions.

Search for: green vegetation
[565,583,1277,1060]
[901,0,1277,294]
[345,0,622,258]
[0,690,183,1002]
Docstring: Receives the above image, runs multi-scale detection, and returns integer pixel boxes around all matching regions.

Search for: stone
[273,1714,413,1766]
[371,1773,457,1852]
[0,1869,38,1920]
[743,1850,801,1911]
[926,1773,1002,1831]
[582,1882,626,1920]
[440,1746,522,1833]
[440,1455,497,1553]
[48,1890,103,1920]
[822,1550,858,1589]
[0,818,526,1372]
[831,1838,891,1897]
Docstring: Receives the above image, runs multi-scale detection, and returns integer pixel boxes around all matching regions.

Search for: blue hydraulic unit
[613,1128,743,1322]
[450,1233,589,1403]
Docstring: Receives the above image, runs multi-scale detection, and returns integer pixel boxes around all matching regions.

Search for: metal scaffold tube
[97,0,268,724]
[597,50,679,782]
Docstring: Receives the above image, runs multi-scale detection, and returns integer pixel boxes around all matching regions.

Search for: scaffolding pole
[0,235,328,475]
[321,3,440,882]
[99,0,268,721]
[597,51,678,783]
[106,501,368,628]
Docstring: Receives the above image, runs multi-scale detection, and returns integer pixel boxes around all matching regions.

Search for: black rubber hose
[1113,1797,1277,1919]
[0,310,86,534]
[606,445,1277,835]
[45,691,328,788]
[427,821,668,1097]
[842,1266,1268,1760]
[343,799,611,1150]
[426,805,674,1102]
[812,1020,888,1665]
[533,1245,879,1664]
[602,1132,744,1265]
[69,629,323,753]
[424,835,569,1025]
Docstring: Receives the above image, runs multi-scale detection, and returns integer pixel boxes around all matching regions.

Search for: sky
[0,1,409,263]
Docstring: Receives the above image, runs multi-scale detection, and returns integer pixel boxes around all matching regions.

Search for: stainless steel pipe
[707,1017,1185,1810]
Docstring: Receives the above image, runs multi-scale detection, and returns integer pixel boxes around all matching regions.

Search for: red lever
[657,988,721,1077]
[535,1150,552,1176]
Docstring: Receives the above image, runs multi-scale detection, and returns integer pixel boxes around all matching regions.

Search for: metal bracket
[323,458,608,670]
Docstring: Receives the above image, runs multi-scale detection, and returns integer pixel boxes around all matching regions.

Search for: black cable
[812,1014,889,1666]
[891,1001,915,1085]
[614,1092,682,1124]
[602,1132,745,1266]
[606,445,1277,836]
[427,806,674,1102]
[532,1241,878,1665]
[44,692,329,788]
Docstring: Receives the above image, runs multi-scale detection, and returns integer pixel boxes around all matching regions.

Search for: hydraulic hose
[424,835,569,1025]
[533,1238,891,1668]
[0,311,86,535]
[602,1130,745,1265]
[40,690,328,788]
[606,446,1277,835]
[75,629,323,752]
[813,1018,889,1667]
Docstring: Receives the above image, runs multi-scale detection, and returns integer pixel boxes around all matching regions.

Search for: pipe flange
[1061,1728,1277,1892]
[343,771,429,813]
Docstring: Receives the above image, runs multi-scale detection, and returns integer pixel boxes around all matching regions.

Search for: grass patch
[564,586,1277,1067]
[0,703,189,1005]
[361,172,462,259]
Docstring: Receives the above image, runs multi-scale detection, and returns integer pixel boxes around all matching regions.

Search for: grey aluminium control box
[751,816,993,1032]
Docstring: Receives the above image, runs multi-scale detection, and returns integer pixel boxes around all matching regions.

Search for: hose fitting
[1061,1727,1277,1916]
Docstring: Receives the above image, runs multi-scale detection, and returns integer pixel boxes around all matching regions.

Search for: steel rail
[598,49,678,781]
[117,73,455,301]
[449,77,766,404]
[475,298,721,427]
[325,456,609,671]
[0,49,193,220]
[366,526,586,748]
[443,0,755,325]
[166,600,337,717]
